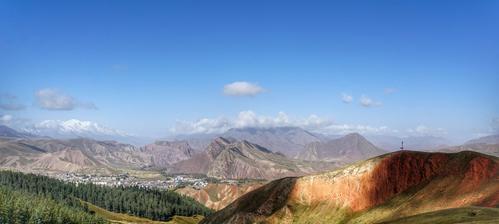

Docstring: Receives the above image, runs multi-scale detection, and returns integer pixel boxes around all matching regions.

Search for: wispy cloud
[406,125,447,136]
[384,88,398,94]
[341,93,353,103]
[0,114,13,123]
[35,88,97,110]
[0,114,31,127]
[223,81,265,96]
[360,95,382,107]
[323,124,390,135]
[0,94,26,111]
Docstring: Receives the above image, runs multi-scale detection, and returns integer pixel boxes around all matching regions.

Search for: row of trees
[0,186,106,224]
[0,171,212,221]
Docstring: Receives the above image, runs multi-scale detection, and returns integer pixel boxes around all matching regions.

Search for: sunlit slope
[378,206,499,224]
[201,151,499,223]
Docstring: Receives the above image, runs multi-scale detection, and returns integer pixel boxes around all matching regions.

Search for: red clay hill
[201,150,499,224]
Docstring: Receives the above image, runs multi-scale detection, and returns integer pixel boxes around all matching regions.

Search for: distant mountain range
[298,133,387,162]
[365,135,452,151]
[2,124,498,181]
[201,150,499,223]
[170,127,326,156]
[0,125,38,139]
[141,140,194,167]
[171,126,454,154]
[430,134,499,157]
[222,127,325,157]
[464,134,499,145]
[0,137,149,174]
[168,137,341,180]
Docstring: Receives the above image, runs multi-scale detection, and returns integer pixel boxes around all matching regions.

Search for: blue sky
[1,0,498,142]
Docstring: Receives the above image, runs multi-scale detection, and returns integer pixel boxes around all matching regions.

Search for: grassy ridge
[82,200,203,224]
[379,207,499,224]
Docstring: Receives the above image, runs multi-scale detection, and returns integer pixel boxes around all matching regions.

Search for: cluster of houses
[53,172,208,190]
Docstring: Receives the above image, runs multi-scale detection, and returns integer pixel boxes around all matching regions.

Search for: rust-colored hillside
[201,151,499,224]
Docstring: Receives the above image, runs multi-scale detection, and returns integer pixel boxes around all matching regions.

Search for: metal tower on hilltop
[400,141,404,150]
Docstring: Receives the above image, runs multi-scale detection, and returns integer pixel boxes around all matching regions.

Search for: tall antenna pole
[400,140,404,150]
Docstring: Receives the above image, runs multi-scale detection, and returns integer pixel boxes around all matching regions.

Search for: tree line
[0,171,212,222]
[0,186,106,224]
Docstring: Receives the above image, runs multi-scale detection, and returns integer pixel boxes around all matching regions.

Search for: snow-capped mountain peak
[25,119,129,138]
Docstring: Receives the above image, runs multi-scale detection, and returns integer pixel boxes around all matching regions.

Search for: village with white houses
[52,172,209,190]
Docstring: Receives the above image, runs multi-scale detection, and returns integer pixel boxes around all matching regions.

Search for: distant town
[52,172,209,190]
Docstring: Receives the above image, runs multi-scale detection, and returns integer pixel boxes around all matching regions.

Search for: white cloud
[35,88,97,110]
[323,124,390,135]
[406,125,447,136]
[0,114,31,128]
[171,111,398,136]
[223,81,265,96]
[341,93,353,103]
[299,114,334,130]
[173,117,232,134]
[171,111,333,134]
[0,114,13,123]
[0,94,25,111]
[25,119,129,137]
[172,112,453,137]
[360,95,382,107]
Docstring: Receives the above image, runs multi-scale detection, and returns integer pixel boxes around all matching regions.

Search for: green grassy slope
[378,206,499,224]
[82,200,203,224]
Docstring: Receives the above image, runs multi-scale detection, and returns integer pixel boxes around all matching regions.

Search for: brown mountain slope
[0,137,152,173]
[176,182,265,210]
[169,137,341,180]
[223,127,324,157]
[437,143,499,157]
[141,140,194,167]
[298,133,386,162]
[465,135,499,145]
[201,151,499,224]
[167,137,233,174]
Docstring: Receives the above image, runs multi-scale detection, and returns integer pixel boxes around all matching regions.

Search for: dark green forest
[0,186,106,224]
[0,171,212,222]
